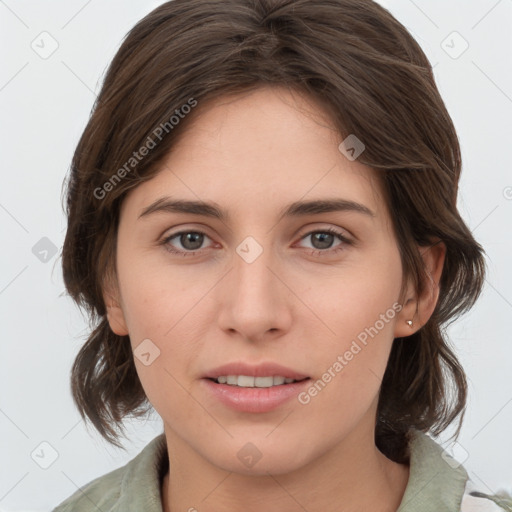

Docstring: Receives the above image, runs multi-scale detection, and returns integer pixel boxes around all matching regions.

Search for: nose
[216,240,293,343]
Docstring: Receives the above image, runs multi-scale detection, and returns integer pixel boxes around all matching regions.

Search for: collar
[111,433,167,511]
[397,428,468,511]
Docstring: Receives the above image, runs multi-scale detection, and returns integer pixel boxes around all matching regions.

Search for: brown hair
[61,0,486,461]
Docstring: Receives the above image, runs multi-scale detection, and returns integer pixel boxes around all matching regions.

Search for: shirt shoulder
[397,429,511,512]
[51,463,125,512]
[51,433,168,512]
[461,480,512,512]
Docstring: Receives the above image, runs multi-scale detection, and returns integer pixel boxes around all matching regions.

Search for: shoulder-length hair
[61,0,485,460]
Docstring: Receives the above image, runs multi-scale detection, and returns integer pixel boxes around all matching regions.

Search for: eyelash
[160,227,352,258]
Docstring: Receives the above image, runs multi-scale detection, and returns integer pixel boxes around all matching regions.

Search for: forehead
[121,86,386,224]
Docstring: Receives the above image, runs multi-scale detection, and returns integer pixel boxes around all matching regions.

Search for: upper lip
[204,362,310,380]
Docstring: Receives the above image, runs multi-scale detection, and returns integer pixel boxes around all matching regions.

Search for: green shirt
[51,429,505,511]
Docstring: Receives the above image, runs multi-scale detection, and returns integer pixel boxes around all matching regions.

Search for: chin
[200,436,318,476]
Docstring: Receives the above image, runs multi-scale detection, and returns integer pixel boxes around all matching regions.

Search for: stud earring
[406,320,413,327]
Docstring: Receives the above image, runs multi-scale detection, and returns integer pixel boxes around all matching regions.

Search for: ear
[102,273,129,337]
[394,239,446,338]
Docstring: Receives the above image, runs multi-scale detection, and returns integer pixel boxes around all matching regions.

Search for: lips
[202,377,311,413]
[201,361,312,412]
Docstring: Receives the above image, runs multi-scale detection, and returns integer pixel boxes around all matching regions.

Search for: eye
[297,228,352,256]
[161,230,213,256]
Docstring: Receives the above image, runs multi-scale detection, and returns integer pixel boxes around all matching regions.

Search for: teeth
[238,375,256,387]
[214,375,300,387]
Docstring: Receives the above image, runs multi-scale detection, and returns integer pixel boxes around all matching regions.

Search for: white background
[0,1,511,510]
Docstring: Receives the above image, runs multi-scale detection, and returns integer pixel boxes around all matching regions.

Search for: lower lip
[202,378,311,413]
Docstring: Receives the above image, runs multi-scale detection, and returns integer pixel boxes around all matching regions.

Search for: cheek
[302,248,402,403]
[119,274,204,415]
[115,255,215,392]
[116,247,207,339]
[311,251,402,343]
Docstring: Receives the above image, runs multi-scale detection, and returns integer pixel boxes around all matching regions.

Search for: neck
[161,420,409,512]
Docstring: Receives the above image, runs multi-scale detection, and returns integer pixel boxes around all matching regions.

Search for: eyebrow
[138,196,375,221]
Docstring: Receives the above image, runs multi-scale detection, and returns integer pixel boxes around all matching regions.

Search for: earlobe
[394,295,417,338]
[103,285,129,337]
[394,240,446,338]
[106,305,129,336]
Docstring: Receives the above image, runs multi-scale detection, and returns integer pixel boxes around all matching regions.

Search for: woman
[53,0,507,510]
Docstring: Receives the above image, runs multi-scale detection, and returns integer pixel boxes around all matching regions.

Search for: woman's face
[106,86,416,474]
